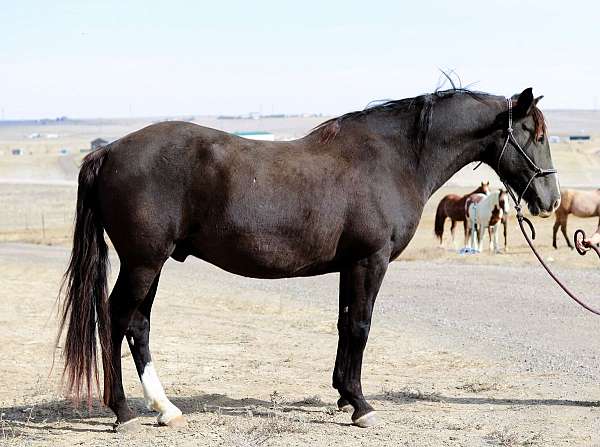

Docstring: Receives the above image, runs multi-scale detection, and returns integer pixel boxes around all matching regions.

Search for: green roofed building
[232,131,275,141]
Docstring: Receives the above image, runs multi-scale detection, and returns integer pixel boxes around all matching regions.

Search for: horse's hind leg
[126,272,185,427]
[450,220,457,249]
[332,248,389,428]
[104,264,164,431]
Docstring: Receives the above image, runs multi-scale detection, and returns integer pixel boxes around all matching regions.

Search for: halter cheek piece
[496,98,557,212]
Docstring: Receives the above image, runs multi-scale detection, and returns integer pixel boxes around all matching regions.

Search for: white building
[233,131,275,141]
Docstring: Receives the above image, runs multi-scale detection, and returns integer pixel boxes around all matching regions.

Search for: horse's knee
[348,320,370,343]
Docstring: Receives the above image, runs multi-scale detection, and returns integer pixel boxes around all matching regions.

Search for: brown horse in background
[553,189,600,249]
[434,181,490,246]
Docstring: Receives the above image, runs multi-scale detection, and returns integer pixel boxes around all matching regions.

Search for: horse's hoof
[160,415,187,428]
[113,417,141,433]
[352,411,378,428]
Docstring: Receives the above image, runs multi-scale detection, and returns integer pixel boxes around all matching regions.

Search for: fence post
[41,212,46,241]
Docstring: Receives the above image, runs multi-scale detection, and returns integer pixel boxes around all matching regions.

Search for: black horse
[59,87,560,430]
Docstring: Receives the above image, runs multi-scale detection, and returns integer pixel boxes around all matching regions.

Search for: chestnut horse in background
[553,188,600,249]
[434,181,490,247]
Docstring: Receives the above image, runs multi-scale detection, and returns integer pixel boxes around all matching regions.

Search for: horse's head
[478,181,491,195]
[487,88,560,217]
[499,189,510,214]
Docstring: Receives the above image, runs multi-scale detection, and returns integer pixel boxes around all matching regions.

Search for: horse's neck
[415,140,485,199]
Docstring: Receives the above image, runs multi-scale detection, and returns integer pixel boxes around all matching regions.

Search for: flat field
[2,113,600,446]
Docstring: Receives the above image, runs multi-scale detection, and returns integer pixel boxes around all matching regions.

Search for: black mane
[312,89,494,145]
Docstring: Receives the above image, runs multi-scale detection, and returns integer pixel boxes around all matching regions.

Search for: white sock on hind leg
[141,362,182,424]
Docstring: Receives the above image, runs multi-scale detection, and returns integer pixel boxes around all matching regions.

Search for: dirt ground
[2,116,600,445]
[2,242,600,447]
[2,184,600,446]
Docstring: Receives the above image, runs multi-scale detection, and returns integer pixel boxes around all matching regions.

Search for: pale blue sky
[1,0,598,119]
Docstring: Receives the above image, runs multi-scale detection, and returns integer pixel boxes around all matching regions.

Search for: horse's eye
[537,135,545,144]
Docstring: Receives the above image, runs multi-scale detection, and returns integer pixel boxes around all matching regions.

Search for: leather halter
[496,98,557,209]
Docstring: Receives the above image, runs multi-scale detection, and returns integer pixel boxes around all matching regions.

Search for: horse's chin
[527,202,552,218]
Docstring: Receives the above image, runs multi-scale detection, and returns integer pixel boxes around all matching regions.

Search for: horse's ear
[513,88,535,119]
[534,95,544,106]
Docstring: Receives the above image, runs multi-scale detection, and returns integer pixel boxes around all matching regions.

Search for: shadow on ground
[3,391,599,434]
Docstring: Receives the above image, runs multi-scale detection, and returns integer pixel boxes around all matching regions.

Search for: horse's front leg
[332,247,389,428]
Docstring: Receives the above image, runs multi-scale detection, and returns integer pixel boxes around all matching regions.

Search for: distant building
[233,131,275,141]
[91,138,109,150]
[59,148,70,156]
[11,148,24,156]
[569,135,591,141]
[548,135,561,144]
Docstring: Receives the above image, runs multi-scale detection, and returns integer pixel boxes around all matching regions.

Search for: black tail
[58,147,112,406]
[434,198,447,243]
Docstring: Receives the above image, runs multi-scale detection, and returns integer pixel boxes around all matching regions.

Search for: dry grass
[381,387,444,403]
[229,414,309,447]
[456,380,501,393]
[486,429,544,446]
[1,407,35,446]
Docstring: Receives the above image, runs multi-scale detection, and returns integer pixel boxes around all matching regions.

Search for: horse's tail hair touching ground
[58,146,112,407]
[434,198,447,243]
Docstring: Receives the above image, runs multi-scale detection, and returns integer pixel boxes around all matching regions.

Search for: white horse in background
[466,189,511,253]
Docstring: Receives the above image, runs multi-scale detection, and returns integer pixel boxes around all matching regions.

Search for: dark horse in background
[59,88,560,431]
[434,181,490,247]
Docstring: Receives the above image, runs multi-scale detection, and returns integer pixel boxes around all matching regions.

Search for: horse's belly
[572,203,597,217]
[182,231,339,279]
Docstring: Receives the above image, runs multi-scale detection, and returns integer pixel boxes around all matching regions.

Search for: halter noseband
[496,97,557,213]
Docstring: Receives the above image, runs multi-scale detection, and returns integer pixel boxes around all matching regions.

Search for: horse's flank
[558,189,600,218]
